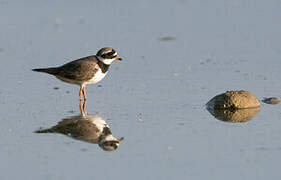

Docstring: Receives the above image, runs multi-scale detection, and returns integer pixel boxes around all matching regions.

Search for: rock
[206,90,260,109]
[262,97,280,105]
[207,108,260,123]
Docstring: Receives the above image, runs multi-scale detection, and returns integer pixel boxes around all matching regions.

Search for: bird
[32,47,122,101]
[35,113,124,151]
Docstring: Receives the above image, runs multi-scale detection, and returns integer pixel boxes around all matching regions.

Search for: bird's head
[96,47,122,65]
[99,137,124,151]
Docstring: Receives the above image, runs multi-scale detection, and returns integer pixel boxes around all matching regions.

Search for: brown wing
[55,56,99,81]
[36,116,101,143]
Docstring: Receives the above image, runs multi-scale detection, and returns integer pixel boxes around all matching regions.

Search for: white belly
[85,115,109,132]
[86,69,107,85]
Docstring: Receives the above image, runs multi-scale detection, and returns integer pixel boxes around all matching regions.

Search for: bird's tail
[34,128,55,133]
[32,67,58,75]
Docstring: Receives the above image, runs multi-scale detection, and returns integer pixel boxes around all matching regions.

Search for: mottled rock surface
[206,90,260,109]
[207,108,260,123]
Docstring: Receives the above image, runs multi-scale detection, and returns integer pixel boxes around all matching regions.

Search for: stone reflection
[35,112,123,151]
[207,107,260,123]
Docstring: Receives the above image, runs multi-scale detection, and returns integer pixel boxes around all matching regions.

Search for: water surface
[1,0,281,179]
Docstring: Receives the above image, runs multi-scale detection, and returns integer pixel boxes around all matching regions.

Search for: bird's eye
[102,52,116,59]
[101,54,109,59]
[101,51,116,59]
[107,51,115,57]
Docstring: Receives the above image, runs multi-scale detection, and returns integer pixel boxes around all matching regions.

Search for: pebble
[262,97,280,105]
[206,90,260,109]
[158,36,176,41]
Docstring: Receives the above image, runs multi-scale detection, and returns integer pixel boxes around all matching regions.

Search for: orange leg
[79,87,83,101]
[82,100,86,113]
[82,86,87,101]
[79,100,86,114]
[79,86,87,114]
[79,100,83,113]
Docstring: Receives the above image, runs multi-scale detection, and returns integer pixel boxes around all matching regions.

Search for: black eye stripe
[107,51,115,56]
[101,52,116,59]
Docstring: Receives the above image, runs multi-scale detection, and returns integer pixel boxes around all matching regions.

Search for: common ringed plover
[35,114,124,151]
[32,47,122,101]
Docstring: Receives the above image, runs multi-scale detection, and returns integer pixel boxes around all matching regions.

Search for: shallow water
[1,0,281,179]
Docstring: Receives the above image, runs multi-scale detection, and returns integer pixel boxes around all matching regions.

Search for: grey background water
[1,0,281,179]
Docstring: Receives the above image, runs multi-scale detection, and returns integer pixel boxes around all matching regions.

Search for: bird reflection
[35,104,123,151]
[206,107,260,123]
